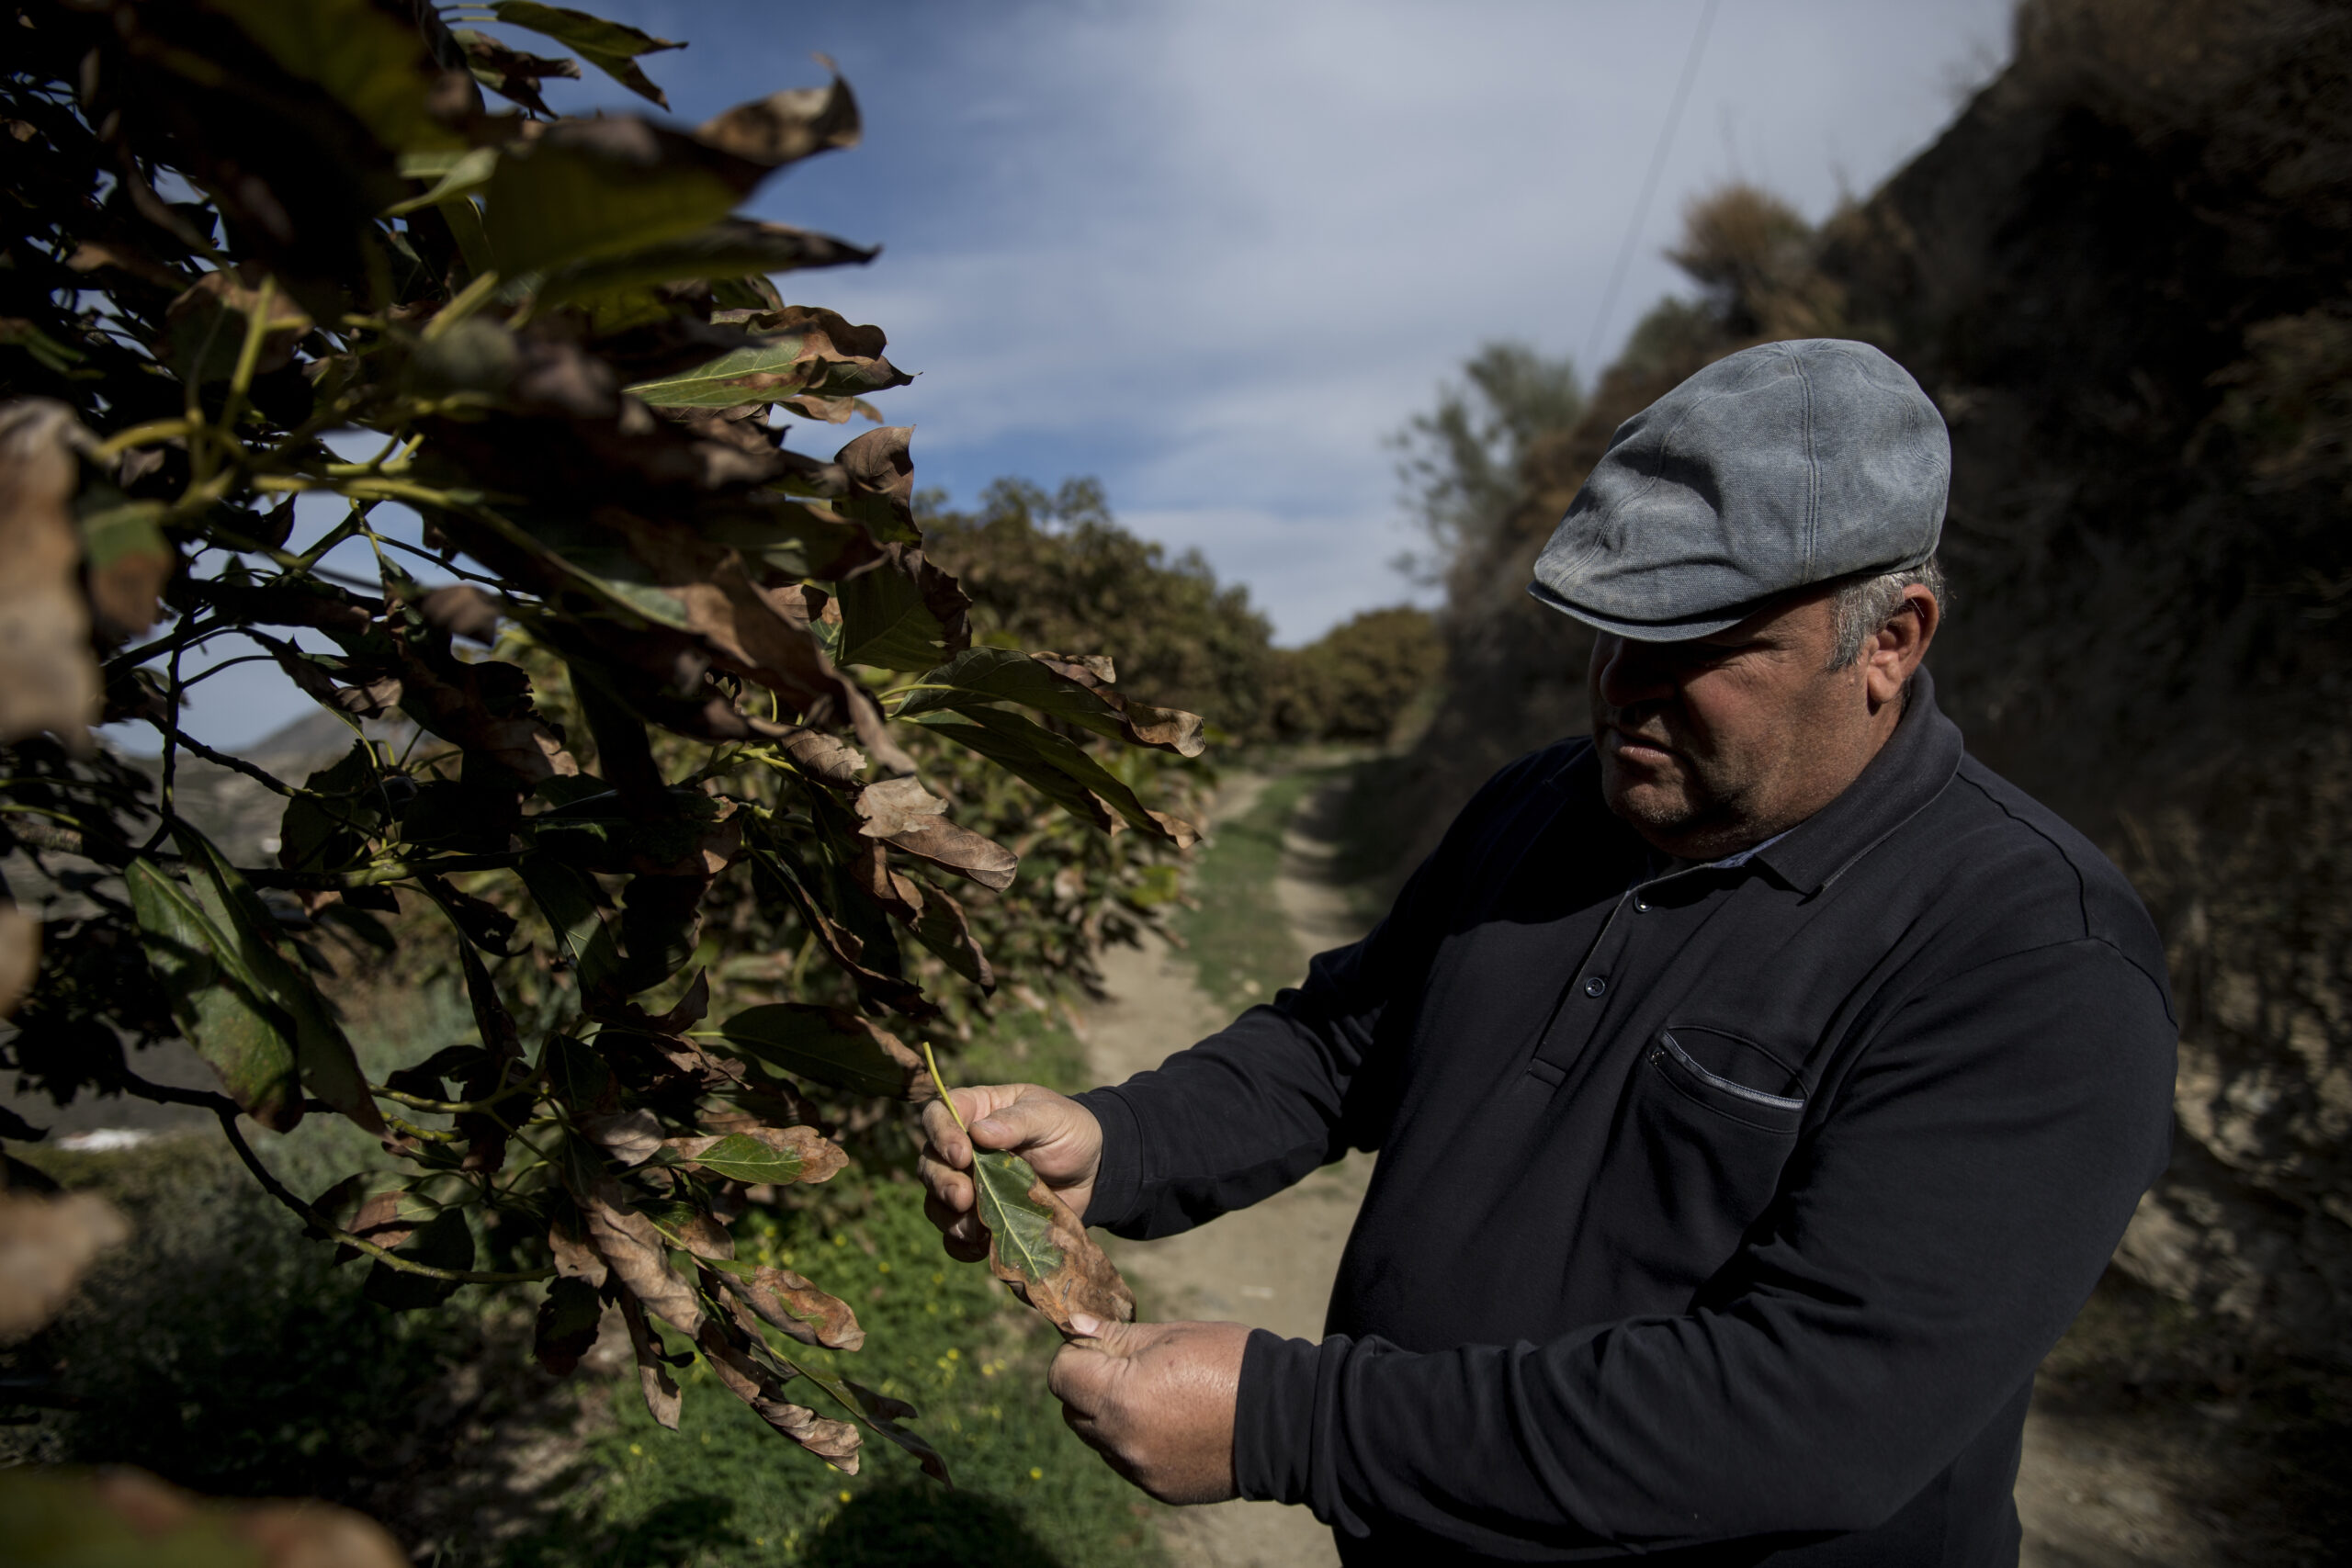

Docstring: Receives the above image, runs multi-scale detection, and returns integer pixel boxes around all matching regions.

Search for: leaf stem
[920,1041,967,1135]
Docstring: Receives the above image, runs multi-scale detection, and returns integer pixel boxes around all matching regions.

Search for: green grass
[1171,765,1336,1010]
[502,1005,1168,1568]
[507,1168,1159,1568]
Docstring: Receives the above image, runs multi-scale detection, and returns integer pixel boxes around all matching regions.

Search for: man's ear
[1863,585,1939,705]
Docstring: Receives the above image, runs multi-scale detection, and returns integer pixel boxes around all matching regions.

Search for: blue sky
[147,0,2012,751]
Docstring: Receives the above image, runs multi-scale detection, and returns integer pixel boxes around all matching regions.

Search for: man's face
[1587,588,1906,860]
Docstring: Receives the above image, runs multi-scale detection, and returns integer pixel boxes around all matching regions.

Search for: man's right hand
[916,1083,1103,1261]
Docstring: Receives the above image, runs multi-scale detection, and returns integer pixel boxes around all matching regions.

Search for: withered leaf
[578,1168,703,1334]
[163,267,311,387]
[665,1125,845,1186]
[924,1047,1136,1336]
[831,425,919,543]
[78,495,173,641]
[695,71,860,167]
[969,1151,1136,1336]
[548,1208,607,1288]
[489,1,683,108]
[695,1318,862,1471]
[544,219,876,308]
[0,906,40,1020]
[581,1108,665,1167]
[417,584,503,644]
[846,777,1018,891]
[625,306,910,411]
[0,1191,130,1338]
[0,400,100,746]
[723,1263,864,1350]
[617,1291,683,1429]
[853,777,947,839]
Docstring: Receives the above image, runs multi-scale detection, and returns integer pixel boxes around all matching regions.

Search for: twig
[213,1109,552,1285]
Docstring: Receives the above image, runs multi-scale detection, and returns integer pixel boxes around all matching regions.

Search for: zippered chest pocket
[1648,1025,1807,1133]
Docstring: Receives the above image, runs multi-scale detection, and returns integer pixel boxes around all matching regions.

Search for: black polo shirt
[1074,671,2177,1565]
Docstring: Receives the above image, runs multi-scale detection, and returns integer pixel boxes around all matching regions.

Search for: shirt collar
[1747,666,1964,896]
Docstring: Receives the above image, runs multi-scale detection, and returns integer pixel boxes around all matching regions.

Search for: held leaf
[922,1045,1136,1336]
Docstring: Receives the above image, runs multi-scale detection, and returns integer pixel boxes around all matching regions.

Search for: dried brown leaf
[696,1317,863,1470]
[0,400,99,746]
[848,778,1017,890]
[418,584,503,644]
[727,1263,865,1350]
[580,1173,703,1333]
[580,1108,665,1167]
[0,906,38,1020]
[0,1190,130,1337]
[548,1211,608,1289]
[853,776,948,838]
[695,71,861,167]
[616,1290,682,1429]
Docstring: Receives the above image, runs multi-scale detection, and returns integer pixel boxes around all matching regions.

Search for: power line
[1581,0,1722,375]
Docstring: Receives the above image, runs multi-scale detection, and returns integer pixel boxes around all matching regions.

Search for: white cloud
[754,0,2012,639]
[156,1,2012,748]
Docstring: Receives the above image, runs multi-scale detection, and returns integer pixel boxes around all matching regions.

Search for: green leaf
[624,304,910,409]
[214,0,468,155]
[125,860,302,1130]
[169,825,382,1134]
[895,647,1204,757]
[490,0,684,107]
[703,1004,924,1099]
[970,1149,1065,1283]
[386,146,499,218]
[894,647,1125,734]
[538,219,875,308]
[678,1133,810,1184]
[835,562,962,673]
[483,123,741,278]
[910,708,1145,834]
[278,739,387,874]
[361,1207,476,1311]
[627,340,867,410]
[517,851,625,993]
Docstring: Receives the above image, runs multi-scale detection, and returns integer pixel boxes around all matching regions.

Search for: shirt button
[1634,897,1651,912]
[1583,976,1608,998]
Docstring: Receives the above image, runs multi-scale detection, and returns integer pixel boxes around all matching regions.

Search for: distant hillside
[1396,0,2352,1357]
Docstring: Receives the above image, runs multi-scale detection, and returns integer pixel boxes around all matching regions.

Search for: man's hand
[1050,1314,1249,1505]
[915,1083,1102,1261]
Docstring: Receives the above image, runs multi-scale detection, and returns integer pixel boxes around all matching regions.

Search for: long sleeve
[1072,857,1430,1240]
[1232,939,2177,1556]
[1069,751,1559,1241]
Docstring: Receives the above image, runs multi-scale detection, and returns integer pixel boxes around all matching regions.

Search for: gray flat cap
[1529,338,1949,639]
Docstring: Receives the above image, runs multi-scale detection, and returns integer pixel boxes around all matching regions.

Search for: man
[919,339,2177,1565]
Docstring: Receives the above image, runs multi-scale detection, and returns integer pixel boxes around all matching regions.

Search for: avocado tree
[0,0,1198,1476]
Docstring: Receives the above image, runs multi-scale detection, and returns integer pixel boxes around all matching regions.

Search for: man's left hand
[1048,1314,1251,1505]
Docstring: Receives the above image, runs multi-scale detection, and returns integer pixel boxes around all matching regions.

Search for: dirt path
[1076,773,1362,1568]
[1075,767,2206,1568]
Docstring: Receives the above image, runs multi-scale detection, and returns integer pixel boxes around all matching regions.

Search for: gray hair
[1827,559,1945,669]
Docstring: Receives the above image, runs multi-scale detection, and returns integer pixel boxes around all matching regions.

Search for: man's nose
[1593,635,1676,709]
